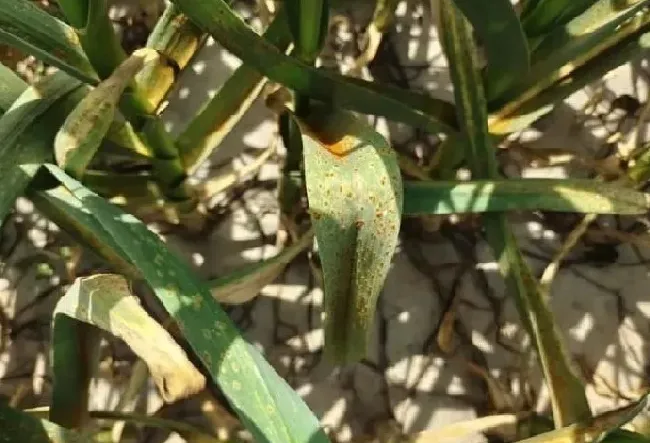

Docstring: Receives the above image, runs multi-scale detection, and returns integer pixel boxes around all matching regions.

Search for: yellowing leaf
[53,274,205,403]
[299,105,403,363]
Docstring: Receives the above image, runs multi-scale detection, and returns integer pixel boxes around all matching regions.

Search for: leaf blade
[403,179,650,215]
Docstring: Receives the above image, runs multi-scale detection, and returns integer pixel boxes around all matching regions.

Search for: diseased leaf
[210,229,314,304]
[34,165,330,443]
[177,10,292,172]
[403,179,650,215]
[451,0,529,101]
[136,3,205,112]
[171,0,457,134]
[54,49,159,178]
[0,403,88,443]
[0,72,83,229]
[437,0,591,428]
[0,0,97,83]
[299,105,403,363]
[52,274,205,407]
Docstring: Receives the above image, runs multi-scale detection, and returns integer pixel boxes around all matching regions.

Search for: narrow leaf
[171,0,457,134]
[53,274,206,404]
[210,229,314,304]
[0,0,97,83]
[177,10,292,172]
[299,105,403,363]
[437,0,591,427]
[57,0,126,79]
[0,403,88,443]
[403,179,650,215]
[521,0,599,37]
[451,0,529,101]
[285,0,329,63]
[36,165,330,443]
[50,316,100,429]
[0,72,83,228]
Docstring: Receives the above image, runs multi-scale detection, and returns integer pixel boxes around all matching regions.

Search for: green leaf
[51,274,205,429]
[50,315,100,429]
[450,0,530,101]
[437,0,591,428]
[285,0,329,63]
[403,179,650,215]
[0,0,97,83]
[210,229,314,304]
[57,0,126,79]
[491,0,649,112]
[0,72,83,229]
[299,104,403,363]
[177,10,293,172]
[171,0,457,134]
[0,62,27,113]
[521,0,599,37]
[33,165,330,443]
[0,403,89,443]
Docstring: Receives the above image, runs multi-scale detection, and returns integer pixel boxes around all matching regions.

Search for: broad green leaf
[0,0,97,84]
[171,0,457,134]
[136,3,205,113]
[0,72,83,228]
[299,105,403,363]
[54,49,159,178]
[518,393,648,443]
[437,0,591,428]
[177,10,293,172]
[0,62,27,112]
[210,229,314,304]
[602,430,650,443]
[0,403,88,443]
[57,0,126,79]
[286,0,329,63]
[34,165,330,443]
[450,0,530,101]
[403,179,650,215]
[521,0,599,37]
[52,274,205,415]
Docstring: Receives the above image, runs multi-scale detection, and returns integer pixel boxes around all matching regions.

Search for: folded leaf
[52,274,205,408]
[210,229,314,304]
[299,105,403,363]
[403,179,650,215]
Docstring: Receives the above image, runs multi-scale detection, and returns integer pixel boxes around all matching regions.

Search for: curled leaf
[53,274,205,402]
[299,104,403,363]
